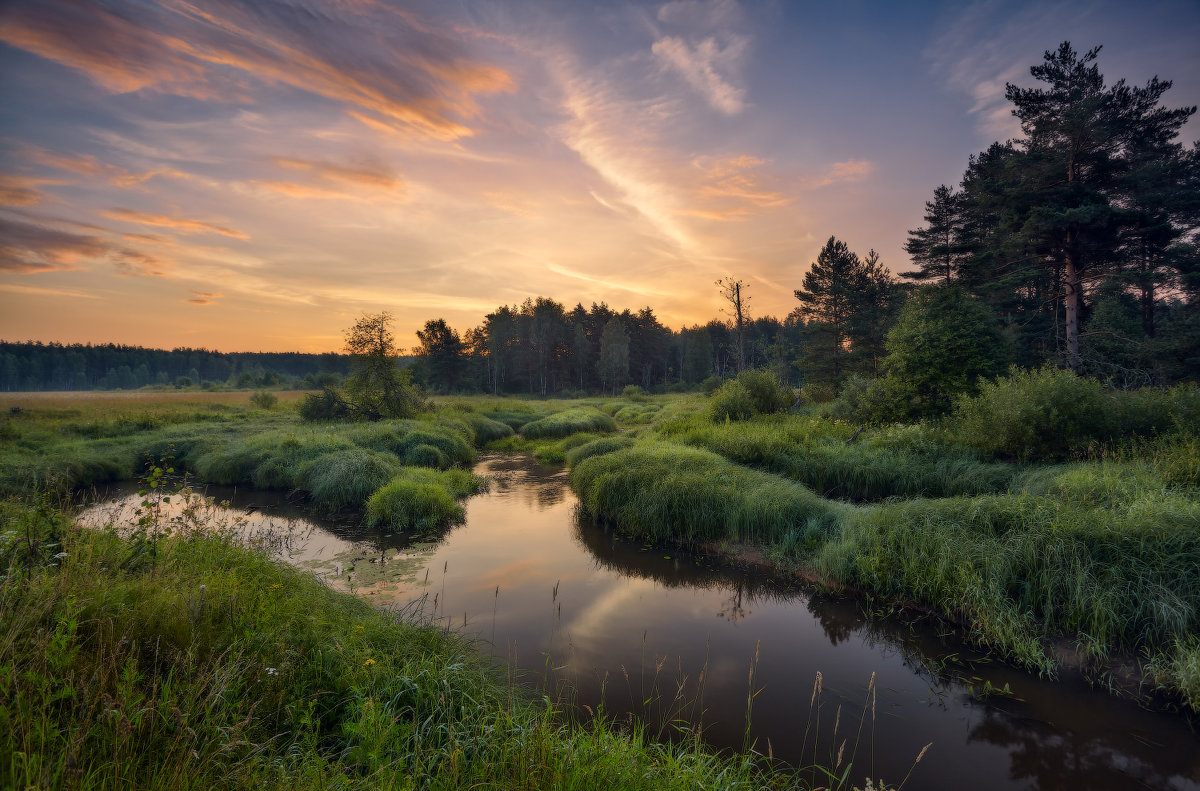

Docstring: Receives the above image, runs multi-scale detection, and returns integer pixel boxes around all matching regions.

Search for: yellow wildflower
[364,658,376,667]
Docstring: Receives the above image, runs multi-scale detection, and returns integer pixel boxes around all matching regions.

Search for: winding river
[80,454,1200,790]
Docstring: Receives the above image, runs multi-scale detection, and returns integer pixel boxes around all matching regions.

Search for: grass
[570,443,845,545]
[366,468,487,530]
[564,396,1200,708]
[0,497,834,791]
[655,413,1018,501]
[519,407,617,440]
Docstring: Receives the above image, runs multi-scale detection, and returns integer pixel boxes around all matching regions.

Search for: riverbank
[1,496,835,791]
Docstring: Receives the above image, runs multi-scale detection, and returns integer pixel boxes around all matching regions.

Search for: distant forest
[5,43,1198,396]
[0,342,354,392]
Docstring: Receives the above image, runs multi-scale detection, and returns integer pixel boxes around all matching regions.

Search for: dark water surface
[80,454,1200,791]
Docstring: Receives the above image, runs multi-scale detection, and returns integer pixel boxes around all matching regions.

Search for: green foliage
[249,390,279,410]
[365,468,482,530]
[951,367,1200,461]
[297,448,404,511]
[621,384,647,400]
[563,435,636,466]
[298,387,351,421]
[300,313,427,422]
[709,380,755,422]
[570,442,844,544]
[709,370,795,422]
[520,408,616,439]
[876,287,1009,418]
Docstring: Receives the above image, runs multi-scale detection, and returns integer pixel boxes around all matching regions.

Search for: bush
[800,382,836,404]
[876,286,1009,418]
[249,390,278,410]
[298,387,351,421]
[621,384,647,401]
[709,370,794,422]
[700,375,725,395]
[708,380,755,422]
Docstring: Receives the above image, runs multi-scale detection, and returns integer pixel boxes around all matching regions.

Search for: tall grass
[570,443,845,544]
[658,414,1017,501]
[0,499,828,791]
[365,468,486,530]
[520,407,617,439]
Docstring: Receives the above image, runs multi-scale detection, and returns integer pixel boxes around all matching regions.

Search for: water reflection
[78,454,1200,791]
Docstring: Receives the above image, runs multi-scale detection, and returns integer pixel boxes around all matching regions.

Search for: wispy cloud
[184,290,221,305]
[23,146,193,188]
[0,174,61,206]
[101,208,249,239]
[0,0,513,141]
[802,159,874,189]
[651,35,748,115]
[0,216,166,275]
[0,283,101,299]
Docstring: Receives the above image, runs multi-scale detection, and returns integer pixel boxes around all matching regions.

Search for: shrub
[829,375,896,424]
[700,375,725,395]
[709,370,794,422]
[876,286,1009,418]
[298,387,351,421]
[709,380,755,422]
[800,382,836,404]
[249,391,278,410]
[950,366,1118,461]
[621,384,647,401]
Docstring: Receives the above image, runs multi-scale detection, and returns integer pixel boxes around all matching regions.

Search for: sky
[1,0,1198,353]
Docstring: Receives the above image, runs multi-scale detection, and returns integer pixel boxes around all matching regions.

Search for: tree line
[413,42,1198,397]
[0,341,353,392]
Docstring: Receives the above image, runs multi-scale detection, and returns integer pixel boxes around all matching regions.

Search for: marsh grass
[365,468,486,530]
[570,443,845,544]
[656,414,1017,501]
[520,407,617,440]
[1,498,841,791]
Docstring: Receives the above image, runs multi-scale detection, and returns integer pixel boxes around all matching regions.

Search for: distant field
[0,389,310,410]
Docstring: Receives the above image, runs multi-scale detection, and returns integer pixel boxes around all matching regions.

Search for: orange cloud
[24,147,192,188]
[184,291,221,305]
[101,208,249,240]
[0,2,220,97]
[1,0,513,141]
[0,174,58,206]
[0,216,166,275]
[804,159,874,188]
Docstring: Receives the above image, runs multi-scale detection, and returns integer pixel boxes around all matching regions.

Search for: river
[79,453,1200,790]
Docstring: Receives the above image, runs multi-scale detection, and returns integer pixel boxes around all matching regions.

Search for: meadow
[1,378,1197,790]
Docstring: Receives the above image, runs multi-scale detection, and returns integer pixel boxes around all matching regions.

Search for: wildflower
[265,667,278,676]
[354,625,365,632]
[364,658,376,667]
[269,584,283,590]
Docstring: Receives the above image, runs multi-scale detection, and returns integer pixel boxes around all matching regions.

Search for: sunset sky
[2,0,1198,352]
